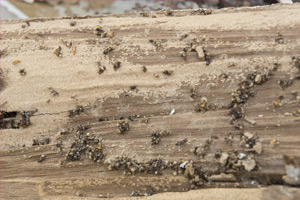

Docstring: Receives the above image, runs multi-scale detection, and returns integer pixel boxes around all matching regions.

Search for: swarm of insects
[65,125,104,163]
[151,130,170,145]
[68,106,84,118]
[94,25,108,38]
[94,25,104,36]
[191,8,212,15]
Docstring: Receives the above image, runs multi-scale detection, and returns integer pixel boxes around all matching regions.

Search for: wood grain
[1,3,300,199]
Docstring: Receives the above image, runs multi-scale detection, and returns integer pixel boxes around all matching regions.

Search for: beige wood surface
[1,3,300,199]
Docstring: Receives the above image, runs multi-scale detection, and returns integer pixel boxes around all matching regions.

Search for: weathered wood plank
[1,3,300,199]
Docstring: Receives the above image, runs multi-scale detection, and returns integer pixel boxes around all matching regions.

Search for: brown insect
[142,66,147,72]
[113,61,121,71]
[54,46,62,57]
[117,120,130,134]
[13,60,20,65]
[19,69,26,76]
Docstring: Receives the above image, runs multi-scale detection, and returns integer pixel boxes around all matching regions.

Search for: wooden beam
[1,3,300,199]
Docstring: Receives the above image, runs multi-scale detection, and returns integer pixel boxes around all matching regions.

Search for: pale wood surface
[1,3,300,199]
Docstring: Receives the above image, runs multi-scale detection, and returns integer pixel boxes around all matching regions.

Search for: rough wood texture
[1,3,300,199]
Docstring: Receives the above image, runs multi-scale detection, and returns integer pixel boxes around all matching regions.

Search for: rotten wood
[1,3,300,199]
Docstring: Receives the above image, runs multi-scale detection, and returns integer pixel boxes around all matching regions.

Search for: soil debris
[179,161,204,188]
[195,46,205,61]
[253,142,263,154]
[242,158,256,171]
[220,153,229,166]
[208,173,237,182]
[0,110,32,129]
[244,117,256,125]
[282,155,300,185]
